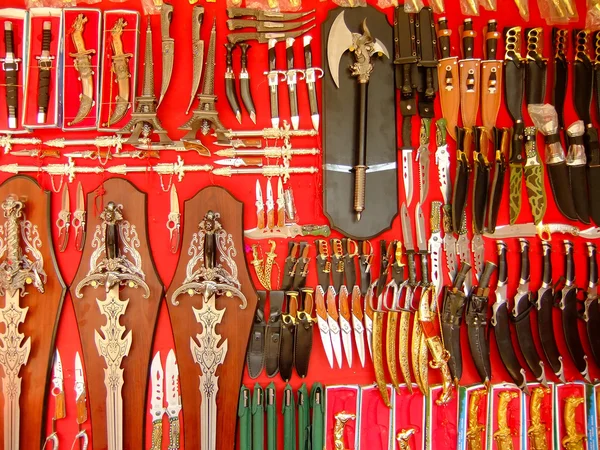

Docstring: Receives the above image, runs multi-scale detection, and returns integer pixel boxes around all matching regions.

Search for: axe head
[327,11,390,88]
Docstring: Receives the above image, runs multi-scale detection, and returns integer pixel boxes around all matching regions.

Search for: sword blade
[403,150,414,206]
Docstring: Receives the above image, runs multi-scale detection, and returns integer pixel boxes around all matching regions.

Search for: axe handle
[353,82,369,218]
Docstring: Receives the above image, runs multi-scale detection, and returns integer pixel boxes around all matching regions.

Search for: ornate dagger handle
[497,241,508,285]
[541,240,553,287]
[588,242,598,290]
[168,416,180,450]
[564,240,575,286]
[519,238,530,283]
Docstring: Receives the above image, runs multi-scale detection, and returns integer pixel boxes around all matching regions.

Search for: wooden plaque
[166,186,258,450]
[0,175,66,450]
[69,178,164,450]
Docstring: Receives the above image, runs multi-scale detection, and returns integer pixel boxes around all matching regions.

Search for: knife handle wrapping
[41,22,52,52]
[420,253,430,286]
[4,22,14,54]
[588,242,598,286]
[150,420,163,450]
[541,240,553,286]
[437,18,452,60]
[168,417,180,450]
[485,20,499,60]
[497,241,508,285]
[406,250,417,286]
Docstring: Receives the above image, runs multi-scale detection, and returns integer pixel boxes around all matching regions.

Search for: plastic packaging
[513,0,530,21]
[376,0,398,9]
[566,121,587,165]
[430,0,445,13]
[23,0,45,8]
[528,104,566,165]
[404,0,425,12]
[460,0,480,16]
[332,0,366,6]
[538,0,578,24]
[141,0,162,15]
[586,0,600,29]
[479,0,497,10]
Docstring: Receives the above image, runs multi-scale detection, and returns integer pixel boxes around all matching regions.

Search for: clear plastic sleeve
[538,0,577,24]
[430,0,445,13]
[24,0,45,8]
[513,0,530,21]
[377,0,398,9]
[566,121,587,165]
[141,0,162,15]
[332,0,366,6]
[479,0,497,10]
[586,0,600,29]
[405,0,425,12]
[528,104,566,164]
[226,0,244,6]
[77,0,101,4]
[460,0,480,16]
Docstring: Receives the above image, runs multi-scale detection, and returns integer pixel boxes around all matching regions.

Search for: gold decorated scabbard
[372,292,391,408]
[466,389,487,450]
[411,307,427,396]
[528,387,550,450]
[398,301,413,393]
[493,391,518,450]
[561,396,586,450]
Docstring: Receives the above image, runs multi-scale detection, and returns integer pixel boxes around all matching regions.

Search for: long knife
[373,240,392,407]
[523,127,546,225]
[239,43,256,123]
[560,240,591,381]
[385,240,405,393]
[536,240,565,382]
[1,22,20,129]
[227,18,314,32]
[491,241,528,393]
[459,18,480,131]
[436,17,459,141]
[481,20,503,139]
[225,42,242,124]
[303,35,322,130]
[186,6,204,114]
[36,21,54,124]
[486,127,509,234]
[471,127,488,277]
[68,14,95,126]
[266,39,284,129]
[285,37,301,130]
[158,3,174,106]
[504,26,526,224]
[227,26,316,46]
[417,118,431,204]
[512,239,548,386]
[584,242,600,368]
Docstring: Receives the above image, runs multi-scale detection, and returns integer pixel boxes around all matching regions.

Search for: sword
[0,134,41,153]
[158,3,174,107]
[227,8,316,21]
[285,37,302,131]
[68,14,96,126]
[170,210,247,450]
[1,22,21,129]
[0,196,46,450]
[44,135,128,152]
[36,21,54,124]
[75,202,150,450]
[303,35,323,131]
[227,27,316,45]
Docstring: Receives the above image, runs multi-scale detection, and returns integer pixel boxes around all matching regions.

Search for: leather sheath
[524,28,547,106]
[416,7,438,119]
[295,290,314,378]
[395,6,418,150]
[547,160,578,221]
[585,243,600,367]
[280,294,297,382]
[486,128,508,234]
[283,242,299,290]
[437,18,459,141]
[553,28,568,128]
[310,383,325,450]
[481,61,503,136]
[452,127,469,233]
[225,43,242,120]
[586,126,600,226]
[247,291,267,378]
[238,386,251,450]
[472,127,489,235]
[265,291,285,377]
[282,385,296,450]
[459,58,480,129]
[566,123,590,224]
[561,287,589,379]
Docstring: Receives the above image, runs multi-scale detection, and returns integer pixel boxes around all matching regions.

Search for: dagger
[560,240,591,382]
[504,26,526,225]
[512,239,548,386]
[486,127,509,234]
[105,18,132,127]
[68,14,96,126]
[158,3,174,107]
[239,43,256,124]
[481,20,503,140]
[536,240,565,382]
[186,6,204,114]
[417,118,432,205]
[452,127,469,234]
[36,21,54,124]
[227,8,316,21]
[266,39,284,129]
[459,19,480,132]
[227,18,314,32]
[491,241,529,393]
[435,118,452,205]
[224,42,242,124]
[471,127,489,278]
[583,242,600,368]
[1,22,20,129]
[523,127,547,225]
[285,38,302,131]
[303,35,322,131]
[436,17,459,141]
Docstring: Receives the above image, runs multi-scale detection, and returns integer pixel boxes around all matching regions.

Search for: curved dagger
[239,43,256,124]
[68,14,95,126]
[158,3,174,107]
[106,19,132,127]
[224,42,242,124]
[512,239,548,386]
[186,6,204,114]
[583,242,600,367]
[491,241,528,393]
[537,240,565,382]
[560,240,591,381]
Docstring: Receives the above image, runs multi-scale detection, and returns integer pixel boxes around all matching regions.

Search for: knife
[523,127,546,225]
[459,19,481,131]
[436,17,459,141]
[303,35,322,130]
[149,352,165,450]
[44,350,66,450]
[338,285,353,368]
[225,42,242,124]
[285,37,301,130]
[255,180,265,230]
[72,352,89,450]
[252,384,264,450]
[266,179,275,230]
[57,184,70,253]
[238,385,251,450]
[165,349,181,450]
[435,118,452,205]
[167,185,181,254]
[452,126,469,234]
[239,43,256,123]
[486,127,509,234]
[266,39,285,129]
[326,285,343,369]
[481,20,503,139]
[72,183,86,252]
[315,285,334,369]
[417,118,432,205]
[158,3,174,106]
[277,178,285,228]
[584,242,600,368]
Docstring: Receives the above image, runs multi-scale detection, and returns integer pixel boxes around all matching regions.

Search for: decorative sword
[36,21,54,124]
[303,35,323,131]
[68,14,96,126]
[214,145,319,159]
[1,22,21,129]
[170,210,247,450]
[0,134,42,153]
[75,202,150,450]
[158,3,174,107]
[285,37,302,130]
[44,135,128,152]
[212,164,317,181]
[239,43,256,123]
[186,6,204,115]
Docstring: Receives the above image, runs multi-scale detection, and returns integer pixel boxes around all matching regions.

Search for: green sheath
[252,384,265,450]
[238,385,252,450]
[266,382,278,450]
[283,384,296,450]
[310,383,325,450]
[297,384,310,450]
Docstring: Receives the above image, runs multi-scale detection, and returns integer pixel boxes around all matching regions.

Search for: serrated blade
[471,234,485,280]
[165,349,181,418]
[444,233,457,280]
[150,352,165,420]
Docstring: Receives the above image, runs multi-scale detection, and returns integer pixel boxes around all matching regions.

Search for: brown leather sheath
[438,56,460,142]
[480,60,503,137]
[459,58,481,129]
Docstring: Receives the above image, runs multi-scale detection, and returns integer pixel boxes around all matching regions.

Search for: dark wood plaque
[0,175,66,450]
[69,178,164,450]
[166,185,258,450]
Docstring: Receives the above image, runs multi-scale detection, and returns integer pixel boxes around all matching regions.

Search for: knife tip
[250,111,257,124]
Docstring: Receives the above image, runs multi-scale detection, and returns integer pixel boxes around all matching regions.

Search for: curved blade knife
[186,6,204,114]
[239,43,256,123]
[560,240,591,381]
[472,126,490,236]
[584,242,600,368]
[225,42,242,124]
[158,3,174,107]
[536,240,565,382]
[512,239,548,386]
[491,241,529,393]
[68,14,96,126]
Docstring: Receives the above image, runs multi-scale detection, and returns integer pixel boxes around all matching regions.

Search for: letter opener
[1,22,21,129]
[158,3,174,106]
[149,352,165,450]
[57,184,70,253]
[43,350,66,450]
[68,14,96,126]
[72,352,89,450]
[167,185,180,253]
[36,21,54,124]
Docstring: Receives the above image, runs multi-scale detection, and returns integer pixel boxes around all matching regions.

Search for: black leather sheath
[294,290,314,379]
[466,293,491,383]
[264,291,284,377]
[547,161,578,221]
[239,43,256,118]
[452,127,469,233]
[279,311,295,382]
[487,128,507,234]
[561,287,589,377]
[586,127,600,226]
[472,127,489,235]
[247,291,267,378]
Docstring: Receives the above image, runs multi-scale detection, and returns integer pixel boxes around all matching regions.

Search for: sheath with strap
[559,240,591,382]
[536,240,566,382]
[574,29,600,225]
[584,242,600,368]
[310,383,325,450]
[441,262,471,386]
[504,26,526,225]
[465,261,496,386]
[252,384,264,450]
[266,383,277,450]
[394,6,419,207]
[415,7,438,122]
[511,238,548,386]
[247,290,267,378]
[486,127,509,234]
[491,241,528,393]
[481,20,503,140]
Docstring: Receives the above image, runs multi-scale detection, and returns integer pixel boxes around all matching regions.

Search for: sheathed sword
[481,20,503,140]
[285,37,302,130]
[436,17,459,141]
[69,14,96,126]
[559,240,591,381]
[158,3,174,107]
[105,19,133,127]
[504,26,526,225]
[471,127,489,277]
[303,36,322,131]
[583,242,600,368]
[0,196,46,450]
[486,127,509,234]
[1,22,20,129]
[186,6,204,114]
[491,241,528,393]
[536,240,565,382]
[239,43,256,123]
[266,39,285,129]
[512,239,548,386]
[225,42,242,124]
[36,21,54,124]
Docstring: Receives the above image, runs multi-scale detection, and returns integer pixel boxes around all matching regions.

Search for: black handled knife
[1,22,20,129]
[584,242,600,368]
[36,21,54,124]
